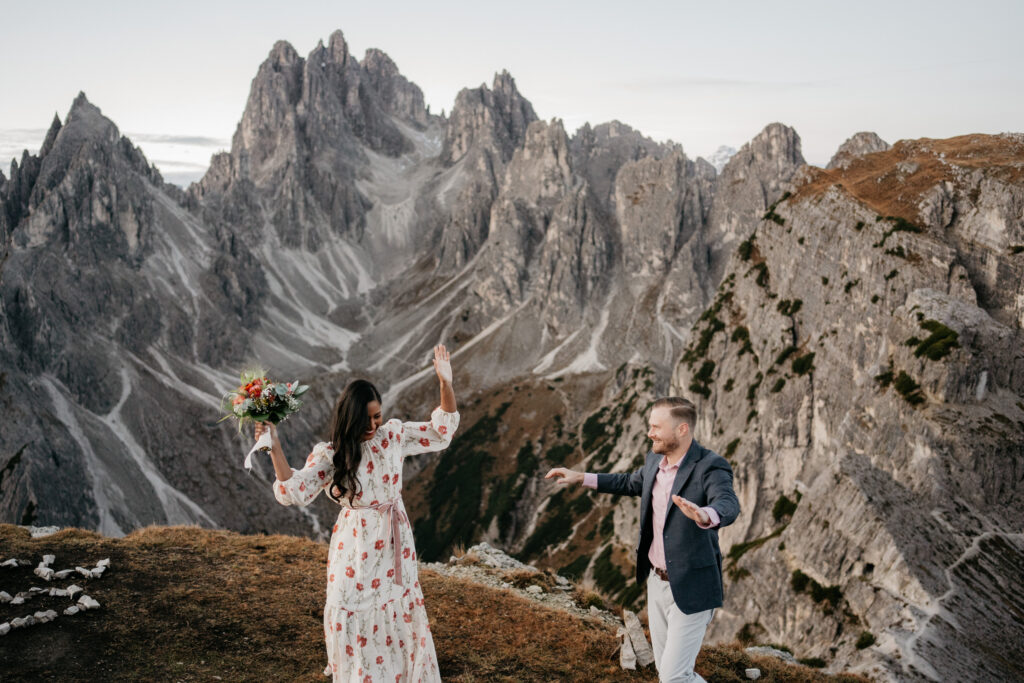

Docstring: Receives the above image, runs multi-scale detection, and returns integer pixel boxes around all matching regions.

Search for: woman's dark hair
[327,379,381,504]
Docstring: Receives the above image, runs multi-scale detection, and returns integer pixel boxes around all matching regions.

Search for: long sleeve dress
[273,407,460,683]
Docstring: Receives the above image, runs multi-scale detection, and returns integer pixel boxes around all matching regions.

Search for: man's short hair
[652,396,697,428]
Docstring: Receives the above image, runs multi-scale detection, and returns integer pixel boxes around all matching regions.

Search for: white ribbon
[244,429,273,471]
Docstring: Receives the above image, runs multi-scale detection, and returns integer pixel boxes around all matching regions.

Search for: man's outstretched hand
[545,468,584,487]
[672,495,710,526]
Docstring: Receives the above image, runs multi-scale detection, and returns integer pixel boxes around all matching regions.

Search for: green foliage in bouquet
[220,368,310,428]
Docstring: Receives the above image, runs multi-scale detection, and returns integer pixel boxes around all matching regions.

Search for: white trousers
[647,573,714,683]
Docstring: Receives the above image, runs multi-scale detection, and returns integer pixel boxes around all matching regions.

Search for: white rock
[745,668,761,680]
[96,558,111,568]
[75,566,92,577]
[10,596,25,605]
[77,595,100,610]
[525,585,543,594]
[49,588,69,597]
[590,605,601,615]
[34,610,58,623]
[54,569,74,579]
[63,605,80,616]
[0,591,11,602]
[34,566,55,581]
[66,584,83,598]
[90,567,106,578]
[1,558,19,567]
[42,554,56,566]
[0,622,9,635]
[10,617,28,628]
[29,586,47,593]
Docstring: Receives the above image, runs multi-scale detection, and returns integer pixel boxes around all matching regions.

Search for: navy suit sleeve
[596,467,645,497]
[704,455,740,527]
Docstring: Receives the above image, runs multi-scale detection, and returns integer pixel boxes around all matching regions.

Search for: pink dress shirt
[584,454,720,571]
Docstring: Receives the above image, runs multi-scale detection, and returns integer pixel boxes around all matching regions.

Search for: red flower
[387,568,395,578]
[361,519,367,528]
[329,573,335,582]
[381,439,389,449]
[419,425,427,431]
[346,566,355,578]
[337,541,344,550]
[356,583,364,591]
[375,540,385,550]
[403,547,411,558]
[386,635,393,646]
[372,578,380,589]
[376,655,384,665]
[279,485,286,495]
[353,528,358,537]
[361,552,368,561]
[346,645,354,656]
[318,471,326,480]
[364,676,372,683]
[388,431,393,440]
[358,635,368,647]
[373,624,378,633]
[372,446,379,454]
[383,474,390,484]
[333,523,338,533]
[399,639,405,648]
[367,461,374,473]
[403,613,412,623]
[420,637,426,648]
[335,622,342,631]
[419,438,430,447]
[438,425,447,435]
[298,483,305,492]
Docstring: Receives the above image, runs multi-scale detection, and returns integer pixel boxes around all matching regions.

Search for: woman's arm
[256,422,293,482]
[434,344,457,412]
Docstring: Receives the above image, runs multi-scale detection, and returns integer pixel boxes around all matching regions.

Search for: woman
[255,344,458,682]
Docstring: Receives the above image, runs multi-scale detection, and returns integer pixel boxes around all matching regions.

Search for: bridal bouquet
[220,369,309,469]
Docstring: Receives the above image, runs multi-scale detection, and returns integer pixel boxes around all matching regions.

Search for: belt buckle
[654,566,669,582]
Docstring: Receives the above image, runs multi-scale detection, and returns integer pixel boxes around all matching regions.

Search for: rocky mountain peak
[326,29,350,66]
[361,48,430,126]
[826,131,891,170]
[441,71,537,165]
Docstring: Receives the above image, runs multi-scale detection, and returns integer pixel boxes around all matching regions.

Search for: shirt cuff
[697,506,720,529]
[582,473,598,489]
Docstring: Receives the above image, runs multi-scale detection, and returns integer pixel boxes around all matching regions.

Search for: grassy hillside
[0,525,867,682]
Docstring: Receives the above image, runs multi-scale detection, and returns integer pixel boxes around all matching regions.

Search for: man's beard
[652,436,679,454]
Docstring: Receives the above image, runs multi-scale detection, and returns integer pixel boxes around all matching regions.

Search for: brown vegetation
[794,133,1024,226]
[0,524,867,681]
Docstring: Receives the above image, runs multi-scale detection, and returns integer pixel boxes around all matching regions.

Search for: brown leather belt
[653,566,669,582]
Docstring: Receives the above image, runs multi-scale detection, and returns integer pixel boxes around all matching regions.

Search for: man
[546,396,739,683]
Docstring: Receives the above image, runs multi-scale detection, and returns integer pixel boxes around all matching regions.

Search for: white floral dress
[274,407,460,683]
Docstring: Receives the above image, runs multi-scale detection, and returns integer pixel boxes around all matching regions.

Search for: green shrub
[775,345,798,366]
[792,352,815,376]
[791,569,810,593]
[724,438,740,458]
[772,494,798,521]
[854,220,865,231]
[770,378,786,393]
[885,245,907,258]
[738,237,755,261]
[856,631,876,649]
[884,269,898,281]
[723,378,734,392]
[777,299,803,316]
[1010,245,1024,255]
[844,279,860,293]
[747,372,763,403]
[581,408,610,452]
[764,209,785,225]
[559,555,590,581]
[799,657,827,668]
[894,371,925,405]
[914,320,959,360]
[821,276,829,286]
[874,369,894,388]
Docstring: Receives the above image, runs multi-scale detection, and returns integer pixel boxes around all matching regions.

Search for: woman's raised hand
[254,421,277,442]
[433,344,453,385]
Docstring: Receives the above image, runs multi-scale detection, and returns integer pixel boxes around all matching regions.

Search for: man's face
[647,406,688,454]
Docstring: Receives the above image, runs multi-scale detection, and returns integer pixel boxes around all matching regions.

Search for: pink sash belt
[335,497,408,587]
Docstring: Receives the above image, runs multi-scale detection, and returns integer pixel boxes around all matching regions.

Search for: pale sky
[2,0,1022,186]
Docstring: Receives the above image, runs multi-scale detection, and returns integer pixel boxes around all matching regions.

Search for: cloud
[611,77,826,92]
[127,133,229,147]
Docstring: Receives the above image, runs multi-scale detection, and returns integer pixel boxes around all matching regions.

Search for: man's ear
[678,421,690,439]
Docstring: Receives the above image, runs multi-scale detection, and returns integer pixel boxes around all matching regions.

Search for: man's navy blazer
[596,439,740,614]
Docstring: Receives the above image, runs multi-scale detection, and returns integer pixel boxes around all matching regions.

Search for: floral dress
[274,407,460,683]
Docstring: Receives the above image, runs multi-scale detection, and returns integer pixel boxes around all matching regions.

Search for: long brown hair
[327,379,381,504]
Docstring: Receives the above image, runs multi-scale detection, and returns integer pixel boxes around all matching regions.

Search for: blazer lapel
[639,452,658,524]
[671,440,705,499]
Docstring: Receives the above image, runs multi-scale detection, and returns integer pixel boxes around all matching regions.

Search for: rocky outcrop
[826,132,891,170]
[672,133,1024,681]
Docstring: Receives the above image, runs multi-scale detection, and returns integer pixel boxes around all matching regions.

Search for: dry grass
[794,133,1024,226]
[0,524,867,682]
